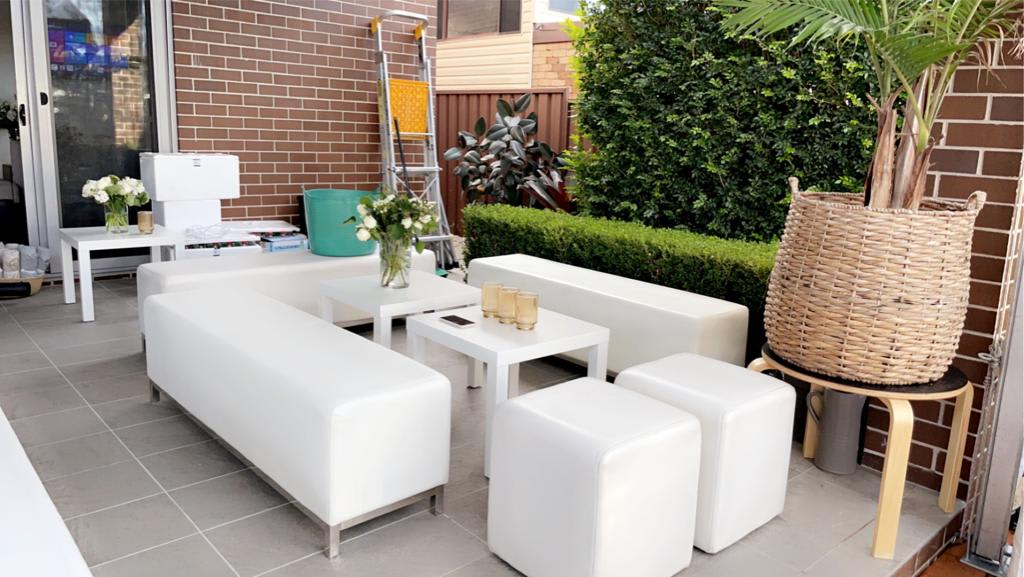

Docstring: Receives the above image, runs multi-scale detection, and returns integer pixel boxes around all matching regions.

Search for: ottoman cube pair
[489,354,795,577]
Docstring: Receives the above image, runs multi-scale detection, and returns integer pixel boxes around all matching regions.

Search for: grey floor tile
[48,336,143,367]
[337,500,430,544]
[26,430,133,481]
[0,350,51,375]
[0,384,86,420]
[171,469,287,530]
[60,353,147,385]
[76,371,151,405]
[116,414,210,458]
[94,395,181,429]
[66,495,196,567]
[802,516,943,577]
[446,488,488,541]
[90,535,234,577]
[0,326,35,356]
[775,472,878,544]
[447,442,488,501]
[742,515,852,571]
[788,443,814,479]
[45,460,161,519]
[451,403,485,449]
[205,504,325,577]
[22,311,140,352]
[9,297,136,324]
[0,366,68,396]
[141,440,245,490]
[264,512,488,577]
[445,555,523,577]
[689,542,801,577]
[11,406,107,447]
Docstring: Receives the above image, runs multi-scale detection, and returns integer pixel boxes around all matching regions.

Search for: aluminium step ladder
[370,11,456,270]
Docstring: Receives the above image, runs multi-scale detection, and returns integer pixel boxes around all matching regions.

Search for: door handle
[39,92,49,106]
[18,104,26,126]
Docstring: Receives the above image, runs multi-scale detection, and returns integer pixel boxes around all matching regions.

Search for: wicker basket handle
[966,190,986,210]
[788,177,801,198]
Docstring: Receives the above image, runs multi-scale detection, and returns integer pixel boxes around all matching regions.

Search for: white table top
[406,305,609,366]
[59,225,184,249]
[320,271,480,317]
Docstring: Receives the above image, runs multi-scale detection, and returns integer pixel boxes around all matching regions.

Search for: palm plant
[714,0,1022,209]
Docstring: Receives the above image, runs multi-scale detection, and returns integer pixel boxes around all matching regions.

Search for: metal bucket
[807,389,867,475]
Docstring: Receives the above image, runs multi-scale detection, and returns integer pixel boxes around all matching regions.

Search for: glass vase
[104,203,129,234]
[378,236,412,289]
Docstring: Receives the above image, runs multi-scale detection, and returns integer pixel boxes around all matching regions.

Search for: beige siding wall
[436,0,533,90]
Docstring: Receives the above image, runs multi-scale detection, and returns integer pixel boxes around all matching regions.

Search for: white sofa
[488,378,701,577]
[467,254,748,372]
[144,290,451,557]
[137,249,436,335]
[0,410,92,576]
[617,353,795,553]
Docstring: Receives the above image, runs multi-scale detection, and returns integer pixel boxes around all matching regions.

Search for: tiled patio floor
[1,278,959,577]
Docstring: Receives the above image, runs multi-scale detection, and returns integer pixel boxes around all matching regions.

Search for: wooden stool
[748,346,973,559]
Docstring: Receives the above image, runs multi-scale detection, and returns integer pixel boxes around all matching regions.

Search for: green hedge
[463,204,777,361]
[568,0,876,241]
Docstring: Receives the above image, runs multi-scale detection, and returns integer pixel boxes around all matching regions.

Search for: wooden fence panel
[435,89,571,233]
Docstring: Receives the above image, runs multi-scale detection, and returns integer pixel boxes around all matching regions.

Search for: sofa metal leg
[141,335,146,353]
[430,486,445,516]
[325,524,341,558]
[149,379,160,403]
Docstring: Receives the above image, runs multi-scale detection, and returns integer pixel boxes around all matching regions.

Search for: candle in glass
[515,292,538,330]
[137,211,154,234]
[498,287,519,324]
[481,282,502,318]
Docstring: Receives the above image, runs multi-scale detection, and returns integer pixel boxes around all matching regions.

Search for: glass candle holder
[137,211,154,235]
[498,287,519,324]
[515,292,538,330]
[481,282,502,318]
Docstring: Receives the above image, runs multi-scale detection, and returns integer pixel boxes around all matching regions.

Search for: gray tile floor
[0,278,958,577]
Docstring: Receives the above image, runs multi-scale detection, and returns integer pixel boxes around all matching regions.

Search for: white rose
[96,176,113,191]
[362,215,377,229]
[82,180,98,198]
[356,204,367,216]
[401,217,412,229]
[413,221,423,231]
[419,213,432,223]
[94,191,109,204]
[355,228,371,242]
[121,177,144,196]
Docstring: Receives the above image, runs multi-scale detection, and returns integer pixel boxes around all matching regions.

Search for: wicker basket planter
[764,191,985,385]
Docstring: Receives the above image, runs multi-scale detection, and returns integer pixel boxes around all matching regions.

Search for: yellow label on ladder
[387,79,429,140]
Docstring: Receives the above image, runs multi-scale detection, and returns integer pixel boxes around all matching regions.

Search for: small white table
[406,306,609,475]
[319,270,481,348]
[60,225,185,322]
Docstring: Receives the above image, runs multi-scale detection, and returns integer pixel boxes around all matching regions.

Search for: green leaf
[443,147,463,161]
[474,117,487,137]
[496,99,514,118]
[514,93,532,113]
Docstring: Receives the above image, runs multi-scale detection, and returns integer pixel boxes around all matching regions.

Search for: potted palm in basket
[714,0,1022,384]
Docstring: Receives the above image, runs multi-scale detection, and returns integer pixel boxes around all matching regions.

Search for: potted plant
[347,189,439,288]
[81,175,150,234]
[713,0,1022,384]
[443,93,571,211]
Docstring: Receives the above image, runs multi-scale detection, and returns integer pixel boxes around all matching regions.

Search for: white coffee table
[319,270,481,348]
[60,225,185,322]
[406,305,609,475]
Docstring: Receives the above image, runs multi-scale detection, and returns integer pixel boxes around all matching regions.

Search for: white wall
[0,0,15,168]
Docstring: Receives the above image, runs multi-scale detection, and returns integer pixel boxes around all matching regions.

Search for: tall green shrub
[569,0,877,241]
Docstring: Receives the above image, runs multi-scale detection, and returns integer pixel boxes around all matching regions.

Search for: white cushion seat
[488,377,702,577]
[144,289,450,557]
[616,353,796,553]
[137,249,436,334]
[467,254,749,371]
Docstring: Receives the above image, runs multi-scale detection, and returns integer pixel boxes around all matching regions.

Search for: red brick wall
[170,0,436,221]
[862,47,1023,496]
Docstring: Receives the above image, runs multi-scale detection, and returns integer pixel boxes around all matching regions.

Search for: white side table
[406,306,609,475]
[319,270,481,348]
[60,225,185,322]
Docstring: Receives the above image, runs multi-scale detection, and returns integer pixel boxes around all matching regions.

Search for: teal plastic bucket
[303,189,377,257]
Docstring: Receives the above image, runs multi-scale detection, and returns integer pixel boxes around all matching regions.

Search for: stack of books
[261,234,309,253]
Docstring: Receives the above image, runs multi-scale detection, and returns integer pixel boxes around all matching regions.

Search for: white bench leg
[326,524,341,559]
[430,485,445,515]
[149,379,161,403]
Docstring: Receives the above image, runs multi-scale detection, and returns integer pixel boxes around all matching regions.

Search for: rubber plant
[443,93,571,211]
[714,0,1023,209]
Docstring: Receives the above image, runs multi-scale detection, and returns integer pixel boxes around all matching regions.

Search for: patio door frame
[13,0,178,275]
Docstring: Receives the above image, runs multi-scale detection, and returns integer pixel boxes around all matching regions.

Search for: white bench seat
[468,254,748,372]
[137,249,436,335]
[0,410,92,576]
[144,290,451,557]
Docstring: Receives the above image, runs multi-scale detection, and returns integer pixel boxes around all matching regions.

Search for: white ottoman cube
[616,353,795,553]
[488,377,701,577]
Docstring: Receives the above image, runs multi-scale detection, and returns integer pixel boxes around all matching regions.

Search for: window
[443,0,521,38]
[548,0,579,14]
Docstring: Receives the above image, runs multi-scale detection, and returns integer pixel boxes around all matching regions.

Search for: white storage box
[141,153,240,201]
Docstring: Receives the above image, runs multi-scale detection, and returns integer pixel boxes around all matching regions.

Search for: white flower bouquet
[82,175,150,233]
[346,189,439,288]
